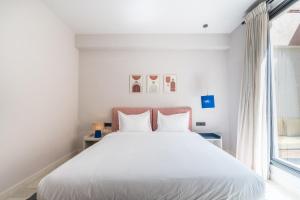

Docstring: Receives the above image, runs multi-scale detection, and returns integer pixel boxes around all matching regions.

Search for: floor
[265,181,300,200]
[4,178,300,200]
[5,175,41,200]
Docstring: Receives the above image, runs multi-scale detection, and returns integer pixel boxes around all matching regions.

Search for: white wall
[227,25,246,155]
[76,34,229,50]
[78,35,232,152]
[0,0,79,193]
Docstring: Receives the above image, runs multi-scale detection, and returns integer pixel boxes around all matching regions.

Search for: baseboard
[0,149,79,200]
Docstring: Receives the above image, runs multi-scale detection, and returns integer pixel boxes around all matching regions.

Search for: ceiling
[42,0,255,34]
[271,1,300,46]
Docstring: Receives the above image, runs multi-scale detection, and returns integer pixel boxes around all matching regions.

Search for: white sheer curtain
[236,2,269,179]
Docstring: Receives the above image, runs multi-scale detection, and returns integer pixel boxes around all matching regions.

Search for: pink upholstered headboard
[112,107,152,131]
[152,107,192,131]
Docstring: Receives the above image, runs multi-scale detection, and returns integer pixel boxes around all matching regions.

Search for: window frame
[268,0,300,176]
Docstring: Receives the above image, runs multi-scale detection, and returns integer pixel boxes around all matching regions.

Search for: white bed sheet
[38,132,264,200]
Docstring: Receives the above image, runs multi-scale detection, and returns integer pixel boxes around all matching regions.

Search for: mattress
[38,132,264,200]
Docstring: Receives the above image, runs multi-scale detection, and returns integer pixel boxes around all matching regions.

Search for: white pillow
[156,111,190,132]
[118,111,152,132]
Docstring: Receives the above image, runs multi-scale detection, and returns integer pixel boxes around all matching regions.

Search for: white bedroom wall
[78,34,232,152]
[227,25,246,155]
[0,0,79,193]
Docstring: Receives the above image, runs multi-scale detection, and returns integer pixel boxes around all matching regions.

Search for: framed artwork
[129,74,143,93]
[147,75,160,93]
[164,74,177,93]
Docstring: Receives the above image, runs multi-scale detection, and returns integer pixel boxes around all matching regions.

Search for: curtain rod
[241,0,274,25]
[269,0,299,20]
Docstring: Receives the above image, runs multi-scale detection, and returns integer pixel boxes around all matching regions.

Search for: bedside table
[198,133,222,149]
[83,134,102,149]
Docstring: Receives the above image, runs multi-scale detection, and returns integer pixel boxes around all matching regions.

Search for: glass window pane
[271,1,300,170]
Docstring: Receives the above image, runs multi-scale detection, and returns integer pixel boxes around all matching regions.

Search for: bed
[38,107,264,200]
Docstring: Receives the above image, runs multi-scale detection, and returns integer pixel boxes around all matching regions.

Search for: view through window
[271,0,300,170]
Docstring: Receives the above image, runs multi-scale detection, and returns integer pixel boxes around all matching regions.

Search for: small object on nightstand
[95,130,102,138]
[198,132,222,148]
[92,122,104,138]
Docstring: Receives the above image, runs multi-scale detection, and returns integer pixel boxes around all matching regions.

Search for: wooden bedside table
[198,133,222,149]
[83,134,102,149]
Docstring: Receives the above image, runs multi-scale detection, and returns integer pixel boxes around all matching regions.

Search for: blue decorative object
[201,95,215,108]
[94,130,102,138]
[198,133,220,139]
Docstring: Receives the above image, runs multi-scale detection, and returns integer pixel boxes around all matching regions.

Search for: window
[270,0,300,173]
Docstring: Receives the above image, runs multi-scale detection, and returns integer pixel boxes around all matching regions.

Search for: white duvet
[38,132,264,200]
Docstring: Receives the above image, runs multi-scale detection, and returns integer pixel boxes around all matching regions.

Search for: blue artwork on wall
[201,95,215,108]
